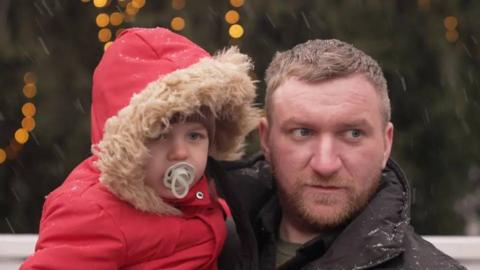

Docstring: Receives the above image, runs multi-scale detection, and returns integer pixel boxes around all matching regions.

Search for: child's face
[145,122,209,199]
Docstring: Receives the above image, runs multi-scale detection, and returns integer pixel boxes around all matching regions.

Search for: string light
[82,0,147,50]
[126,2,140,16]
[172,0,185,10]
[0,149,6,164]
[2,71,38,164]
[24,72,37,84]
[225,10,240,24]
[93,0,109,8]
[445,30,459,42]
[230,0,244,8]
[229,24,244,39]
[104,41,114,50]
[171,17,185,31]
[98,28,112,42]
[96,13,110,27]
[14,129,29,144]
[22,117,36,131]
[23,84,37,98]
[444,16,459,43]
[227,1,245,40]
[132,0,146,9]
[444,16,458,30]
[22,102,36,118]
[170,0,185,32]
[110,12,124,26]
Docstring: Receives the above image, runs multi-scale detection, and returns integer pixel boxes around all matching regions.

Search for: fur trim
[93,47,260,215]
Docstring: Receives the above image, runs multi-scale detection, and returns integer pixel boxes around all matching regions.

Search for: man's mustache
[299,174,352,189]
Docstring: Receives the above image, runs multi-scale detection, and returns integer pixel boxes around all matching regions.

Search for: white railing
[1,234,479,269]
[424,236,480,269]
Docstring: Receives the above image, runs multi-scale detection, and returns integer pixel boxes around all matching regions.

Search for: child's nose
[167,140,189,161]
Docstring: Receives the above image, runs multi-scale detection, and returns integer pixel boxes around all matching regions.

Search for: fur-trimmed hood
[90,28,260,214]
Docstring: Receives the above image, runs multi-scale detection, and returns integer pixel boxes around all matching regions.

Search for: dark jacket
[215,153,466,270]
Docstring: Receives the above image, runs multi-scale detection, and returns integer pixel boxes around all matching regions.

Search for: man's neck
[278,216,320,244]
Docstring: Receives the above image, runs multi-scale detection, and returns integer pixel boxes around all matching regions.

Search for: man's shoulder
[218,152,273,188]
[210,152,275,215]
[398,227,466,269]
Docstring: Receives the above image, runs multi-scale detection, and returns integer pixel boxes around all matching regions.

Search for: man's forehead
[277,110,375,129]
[270,76,384,126]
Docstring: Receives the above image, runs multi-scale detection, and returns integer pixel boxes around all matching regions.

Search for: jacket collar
[309,159,410,269]
[163,175,215,209]
[257,159,411,269]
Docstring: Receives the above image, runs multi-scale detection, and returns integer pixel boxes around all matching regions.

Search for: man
[219,39,465,269]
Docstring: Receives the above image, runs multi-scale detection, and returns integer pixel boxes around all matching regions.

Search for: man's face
[145,122,209,199]
[259,74,393,234]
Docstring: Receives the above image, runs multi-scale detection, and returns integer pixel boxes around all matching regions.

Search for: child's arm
[20,194,126,270]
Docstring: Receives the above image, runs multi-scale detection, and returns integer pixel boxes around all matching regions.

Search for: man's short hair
[264,39,391,125]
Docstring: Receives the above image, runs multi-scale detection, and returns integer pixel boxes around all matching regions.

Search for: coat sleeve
[20,194,126,270]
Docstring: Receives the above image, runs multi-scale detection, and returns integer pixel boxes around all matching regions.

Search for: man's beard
[275,167,381,234]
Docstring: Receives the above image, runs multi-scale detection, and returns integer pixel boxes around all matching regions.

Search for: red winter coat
[21,157,227,270]
[21,28,260,270]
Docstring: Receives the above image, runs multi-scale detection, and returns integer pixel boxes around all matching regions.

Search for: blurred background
[0,0,479,236]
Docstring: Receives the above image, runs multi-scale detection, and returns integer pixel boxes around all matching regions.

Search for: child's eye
[187,132,206,141]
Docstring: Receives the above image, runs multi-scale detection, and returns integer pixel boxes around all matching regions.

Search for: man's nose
[167,139,189,161]
[309,136,342,177]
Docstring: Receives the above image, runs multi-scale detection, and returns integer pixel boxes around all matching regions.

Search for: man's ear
[258,117,271,163]
[382,122,394,168]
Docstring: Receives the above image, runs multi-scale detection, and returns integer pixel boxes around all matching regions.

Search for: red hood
[90,27,209,145]
[90,27,259,214]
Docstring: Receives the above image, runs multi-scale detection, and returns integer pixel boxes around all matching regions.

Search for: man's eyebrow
[338,119,374,130]
[281,117,312,127]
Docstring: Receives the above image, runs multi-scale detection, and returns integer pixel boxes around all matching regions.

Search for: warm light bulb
[104,41,113,50]
[14,129,29,144]
[22,103,36,117]
[23,72,37,84]
[110,12,124,26]
[172,0,185,10]
[445,30,459,42]
[0,148,6,164]
[229,24,244,39]
[126,2,139,15]
[22,117,36,131]
[171,17,185,31]
[230,0,244,8]
[225,10,240,24]
[96,13,110,27]
[444,16,458,30]
[93,0,109,8]
[23,84,37,98]
[132,0,146,9]
[98,28,112,42]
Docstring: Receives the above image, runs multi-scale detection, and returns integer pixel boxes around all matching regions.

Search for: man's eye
[347,129,363,139]
[292,128,313,137]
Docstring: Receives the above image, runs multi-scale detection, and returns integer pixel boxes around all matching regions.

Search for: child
[21,27,260,270]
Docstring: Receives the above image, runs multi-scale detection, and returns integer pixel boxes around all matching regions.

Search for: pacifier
[163,162,196,199]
